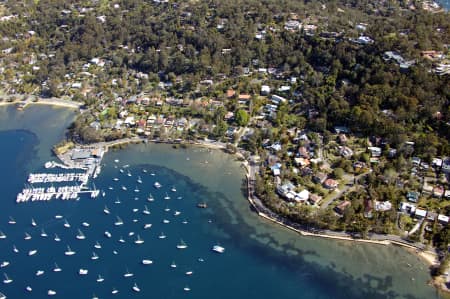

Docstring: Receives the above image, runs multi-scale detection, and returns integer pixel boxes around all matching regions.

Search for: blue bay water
[0,105,442,299]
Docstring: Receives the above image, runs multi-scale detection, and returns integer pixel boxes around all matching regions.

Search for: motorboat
[142,259,153,265]
[54,215,63,219]
[212,245,225,253]
[104,231,112,238]
[47,290,56,296]
[26,286,32,292]
[82,222,90,227]
[28,249,38,256]
[162,219,170,224]
[144,223,152,229]
[174,211,181,216]
[185,271,193,276]
[184,286,191,292]
[0,261,9,268]
[153,182,161,188]
[79,269,88,275]
[36,270,44,276]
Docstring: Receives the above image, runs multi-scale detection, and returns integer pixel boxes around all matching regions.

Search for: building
[335,201,351,215]
[323,179,338,189]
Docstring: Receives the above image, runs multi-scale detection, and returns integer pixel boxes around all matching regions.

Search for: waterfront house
[334,201,351,215]
[374,201,392,212]
[438,214,449,225]
[400,202,416,214]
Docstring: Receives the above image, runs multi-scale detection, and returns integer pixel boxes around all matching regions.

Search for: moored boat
[47,290,56,296]
[134,235,144,244]
[142,259,153,265]
[3,273,12,284]
[76,229,86,240]
[28,249,38,256]
[64,245,76,256]
[212,245,225,253]
[96,274,104,282]
[91,252,99,260]
[176,239,188,249]
[94,241,102,249]
[132,283,140,292]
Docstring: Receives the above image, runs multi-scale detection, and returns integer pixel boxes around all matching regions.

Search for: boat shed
[71,149,91,160]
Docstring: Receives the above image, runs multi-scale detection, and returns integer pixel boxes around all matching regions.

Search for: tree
[333,168,345,179]
[236,109,249,126]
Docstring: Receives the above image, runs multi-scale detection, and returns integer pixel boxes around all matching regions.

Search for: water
[438,0,450,10]
[0,105,442,299]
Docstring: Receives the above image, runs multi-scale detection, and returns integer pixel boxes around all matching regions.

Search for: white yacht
[144,223,152,229]
[212,245,225,253]
[28,249,38,256]
[121,186,127,191]
[26,286,32,292]
[162,219,170,224]
[114,216,124,226]
[35,270,44,276]
[94,241,102,249]
[164,193,170,200]
[79,269,88,275]
[134,235,144,244]
[111,288,119,295]
[132,283,140,292]
[64,245,76,256]
[31,218,37,227]
[91,252,99,260]
[54,234,61,242]
[104,231,112,238]
[8,217,16,225]
[96,275,104,282]
[170,261,177,268]
[171,186,177,192]
[47,290,56,296]
[82,222,90,227]
[3,273,12,284]
[55,215,63,219]
[176,240,188,249]
[0,261,9,268]
[40,229,48,238]
[184,286,191,292]
[13,245,19,253]
[137,176,142,184]
[142,259,153,265]
[153,182,161,188]
[142,205,151,215]
[76,229,86,240]
[118,237,125,243]
[24,232,31,240]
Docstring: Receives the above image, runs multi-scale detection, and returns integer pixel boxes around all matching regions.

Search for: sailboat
[8,216,16,225]
[170,261,177,268]
[132,283,141,292]
[142,205,150,215]
[104,205,110,214]
[147,193,154,202]
[3,273,12,284]
[158,232,166,239]
[123,269,134,278]
[96,274,104,282]
[63,219,71,228]
[53,263,62,272]
[127,170,132,177]
[171,186,177,192]
[94,241,102,249]
[0,261,9,268]
[24,232,31,240]
[64,245,76,256]
[176,239,188,249]
[76,229,86,240]
[111,288,119,295]
[164,192,170,200]
[54,234,61,242]
[114,216,124,226]
[13,245,19,253]
[0,292,7,299]
[137,176,142,184]
[134,186,140,193]
[0,231,5,239]
[134,235,144,245]
[40,229,48,237]
[31,218,37,227]
[91,252,99,260]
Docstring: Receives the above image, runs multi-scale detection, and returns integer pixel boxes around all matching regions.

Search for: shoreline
[0,97,82,110]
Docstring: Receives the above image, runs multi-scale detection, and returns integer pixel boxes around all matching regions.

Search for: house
[323,179,338,189]
[444,190,450,199]
[422,183,433,194]
[426,212,438,222]
[271,95,287,105]
[374,201,392,212]
[261,85,271,95]
[270,163,282,176]
[298,146,310,159]
[338,134,348,144]
[400,202,416,214]
[308,194,322,205]
[368,147,382,157]
[442,158,450,173]
[313,172,327,184]
[414,208,427,219]
[438,214,449,225]
[433,186,444,198]
[294,157,310,168]
[334,201,351,215]
[339,146,353,158]
[406,191,420,203]
[284,20,301,31]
